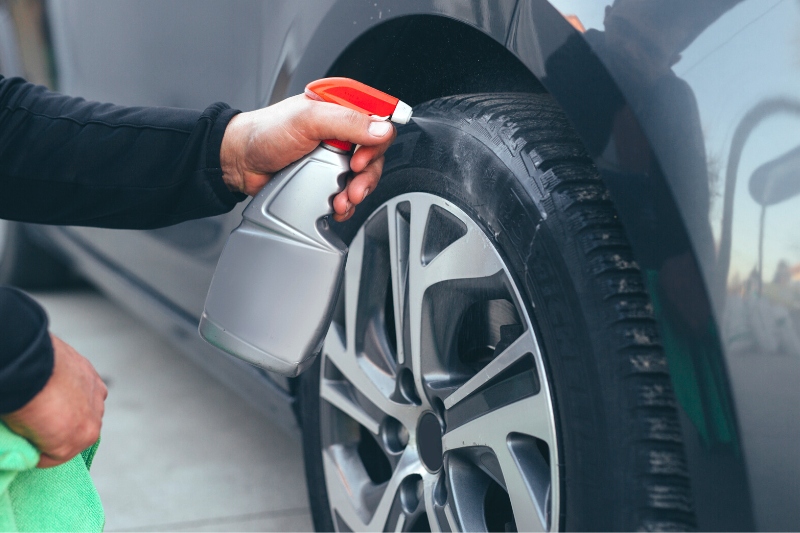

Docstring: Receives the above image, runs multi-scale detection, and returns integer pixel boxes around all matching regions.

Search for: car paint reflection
[547,1,800,528]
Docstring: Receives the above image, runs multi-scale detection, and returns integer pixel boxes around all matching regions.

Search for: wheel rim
[319,193,560,532]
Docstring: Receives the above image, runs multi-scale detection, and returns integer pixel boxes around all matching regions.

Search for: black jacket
[0,76,244,413]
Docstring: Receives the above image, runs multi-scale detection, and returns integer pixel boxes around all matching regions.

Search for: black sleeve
[0,287,53,414]
[0,75,246,229]
[0,76,248,412]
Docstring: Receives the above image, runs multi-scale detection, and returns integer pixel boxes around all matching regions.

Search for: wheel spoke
[322,323,385,413]
[405,199,430,400]
[394,513,406,532]
[325,445,424,531]
[495,445,549,532]
[387,200,410,365]
[321,377,381,435]
[367,448,422,530]
[323,391,424,531]
[324,322,412,427]
[443,502,460,532]
[406,200,505,406]
[344,230,366,358]
[441,393,555,451]
[444,455,492,532]
[422,472,450,533]
[392,473,429,532]
[443,331,538,410]
[442,394,556,532]
[0,220,8,253]
[324,228,413,425]
[418,228,504,288]
[323,445,377,529]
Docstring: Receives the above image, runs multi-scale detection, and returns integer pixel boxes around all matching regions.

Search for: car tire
[0,221,72,288]
[300,93,695,531]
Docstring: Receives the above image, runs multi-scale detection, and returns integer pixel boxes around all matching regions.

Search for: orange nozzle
[305,77,410,153]
[305,77,399,118]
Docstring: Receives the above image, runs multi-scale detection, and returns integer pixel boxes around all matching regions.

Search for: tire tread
[414,93,696,530]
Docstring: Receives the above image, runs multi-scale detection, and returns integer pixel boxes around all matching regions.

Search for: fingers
[350,140,392,173]
[36,409,102,468]
[347,156,384,205]
[332,156,385,222]
[36,435,100,468]
[332,132,391,221]
[332,190,353,221]
[35,409,102,468]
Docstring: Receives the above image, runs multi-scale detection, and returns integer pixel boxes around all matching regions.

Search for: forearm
[0,76,244,229]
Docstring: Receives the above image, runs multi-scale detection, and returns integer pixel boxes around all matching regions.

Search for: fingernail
[362,188,370,201]
[368,121,392,137]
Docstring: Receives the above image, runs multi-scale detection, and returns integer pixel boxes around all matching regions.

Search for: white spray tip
[391,100,413,124]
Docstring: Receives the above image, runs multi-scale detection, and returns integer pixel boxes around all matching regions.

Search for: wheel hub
[417,412,443,472]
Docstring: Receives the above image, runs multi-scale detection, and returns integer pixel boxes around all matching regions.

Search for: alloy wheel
[319,192,560,532]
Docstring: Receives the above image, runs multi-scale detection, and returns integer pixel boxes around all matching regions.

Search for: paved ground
[31,288,314,532]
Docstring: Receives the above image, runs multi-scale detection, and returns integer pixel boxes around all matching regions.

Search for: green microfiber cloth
[0,422,104,532]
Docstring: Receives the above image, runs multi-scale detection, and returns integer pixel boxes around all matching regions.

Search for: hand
[1,335,107,468]
[220,93,397,222]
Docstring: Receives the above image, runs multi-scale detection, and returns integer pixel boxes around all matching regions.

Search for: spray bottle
[199,78,412,376]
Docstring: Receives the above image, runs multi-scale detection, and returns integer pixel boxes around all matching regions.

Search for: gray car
[1,0,798,530]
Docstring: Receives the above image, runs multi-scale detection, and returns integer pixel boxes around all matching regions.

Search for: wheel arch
[284,2,719,331]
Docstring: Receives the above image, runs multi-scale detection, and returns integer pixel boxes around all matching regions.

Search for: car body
[2,0,798,530]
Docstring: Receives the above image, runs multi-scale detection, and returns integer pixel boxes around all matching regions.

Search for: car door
[46,0,301,317]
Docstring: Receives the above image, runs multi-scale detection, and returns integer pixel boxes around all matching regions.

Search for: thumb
[300,99,395,147]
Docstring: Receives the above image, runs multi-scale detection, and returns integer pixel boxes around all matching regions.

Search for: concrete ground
[30,288,314,532]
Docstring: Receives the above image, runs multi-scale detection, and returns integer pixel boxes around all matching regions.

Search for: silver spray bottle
[199,78,411,376]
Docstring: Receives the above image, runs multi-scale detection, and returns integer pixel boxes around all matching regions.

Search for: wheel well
[326,15,545,106]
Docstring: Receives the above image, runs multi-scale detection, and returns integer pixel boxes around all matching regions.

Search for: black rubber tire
[0,221,73,288]
[300,93,695,531]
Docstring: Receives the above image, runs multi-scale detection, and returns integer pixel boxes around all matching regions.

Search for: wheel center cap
[417,412,444,472]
